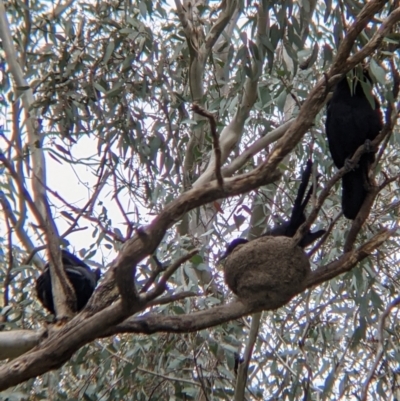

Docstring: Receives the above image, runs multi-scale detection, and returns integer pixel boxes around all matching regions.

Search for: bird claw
[344,139,373,173]
[344,158,358,172]
[364,139,374,154]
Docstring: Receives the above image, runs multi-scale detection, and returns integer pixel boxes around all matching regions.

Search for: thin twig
[111,157,134,240]
[307,211,342,258]
[46,171,122,242]
[140,255,168,294]
[0,193,44,267]
[140,249,199,303]
[295,115,395,250]
[0,152,46,228]
[146,291,198,307]
[192,103,223,187]
[97,342,200,387]
[193,349,210,401]
[1,211,13,322]
[234,312,261,401]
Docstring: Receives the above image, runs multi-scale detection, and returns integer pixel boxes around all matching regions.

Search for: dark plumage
[220,238,249,260]
[221,161,325,258]
[36,250,100,314]
[234,352,244,375]
[264,160,325,247]
[325,71,383,219]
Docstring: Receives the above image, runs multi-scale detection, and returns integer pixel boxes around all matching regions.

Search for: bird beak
[217,252,229,264]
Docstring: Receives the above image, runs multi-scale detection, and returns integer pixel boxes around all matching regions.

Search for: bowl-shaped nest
[223,236,310,309]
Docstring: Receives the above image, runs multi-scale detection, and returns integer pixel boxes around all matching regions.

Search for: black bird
[264,160,325,247]
[220,238,249,260]
[220,161,325,259]
[36,250,101,315]
[234,352,244,375]
[325,71,383,219]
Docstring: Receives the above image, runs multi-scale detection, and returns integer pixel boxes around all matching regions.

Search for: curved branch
[0,0,74,318]
[192,104,223,186]
[0,167,281,390]
[108,230,393,336]
[305,229,393,288]
[0,0,395,389]
[205,0,239,51]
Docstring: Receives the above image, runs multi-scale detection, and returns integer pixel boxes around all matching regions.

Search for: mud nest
[223,236,310,309]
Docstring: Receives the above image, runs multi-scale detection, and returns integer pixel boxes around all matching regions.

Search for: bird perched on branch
[325,69,383,219]
[36,250,101,315]
[220,160,325,259]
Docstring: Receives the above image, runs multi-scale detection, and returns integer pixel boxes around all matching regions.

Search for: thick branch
[330,0,391,75]
[305,229,393,288]
[0,167,281,390]
[108,230,393,336]
[0,0,395,389]
[0,228,391,390]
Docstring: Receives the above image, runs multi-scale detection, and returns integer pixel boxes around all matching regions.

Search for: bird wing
[64,266,98,288]
[61,250,91,270]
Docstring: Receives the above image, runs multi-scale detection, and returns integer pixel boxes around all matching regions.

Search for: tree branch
[0,165,282,390]
[234,312,261,401]
[0,329,47,361]
[205,0,239,51]
[192,104,223,187]
[140,249,199,303]
[0,0,76,319]
[0,226,391,390]
[305,229,393,288]
[193,1,269,188]
[0,0,395,389]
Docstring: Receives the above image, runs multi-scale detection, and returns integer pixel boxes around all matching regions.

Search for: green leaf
[369,59,386,85]
[103,40,115,65]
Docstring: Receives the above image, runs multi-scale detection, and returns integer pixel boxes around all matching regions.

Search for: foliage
[0,0,399,400]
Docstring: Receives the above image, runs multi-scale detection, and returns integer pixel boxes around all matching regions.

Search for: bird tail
[292,160,326,246]
[288,159,312,233]
[299,229,325,248]
[341,158,370,220]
